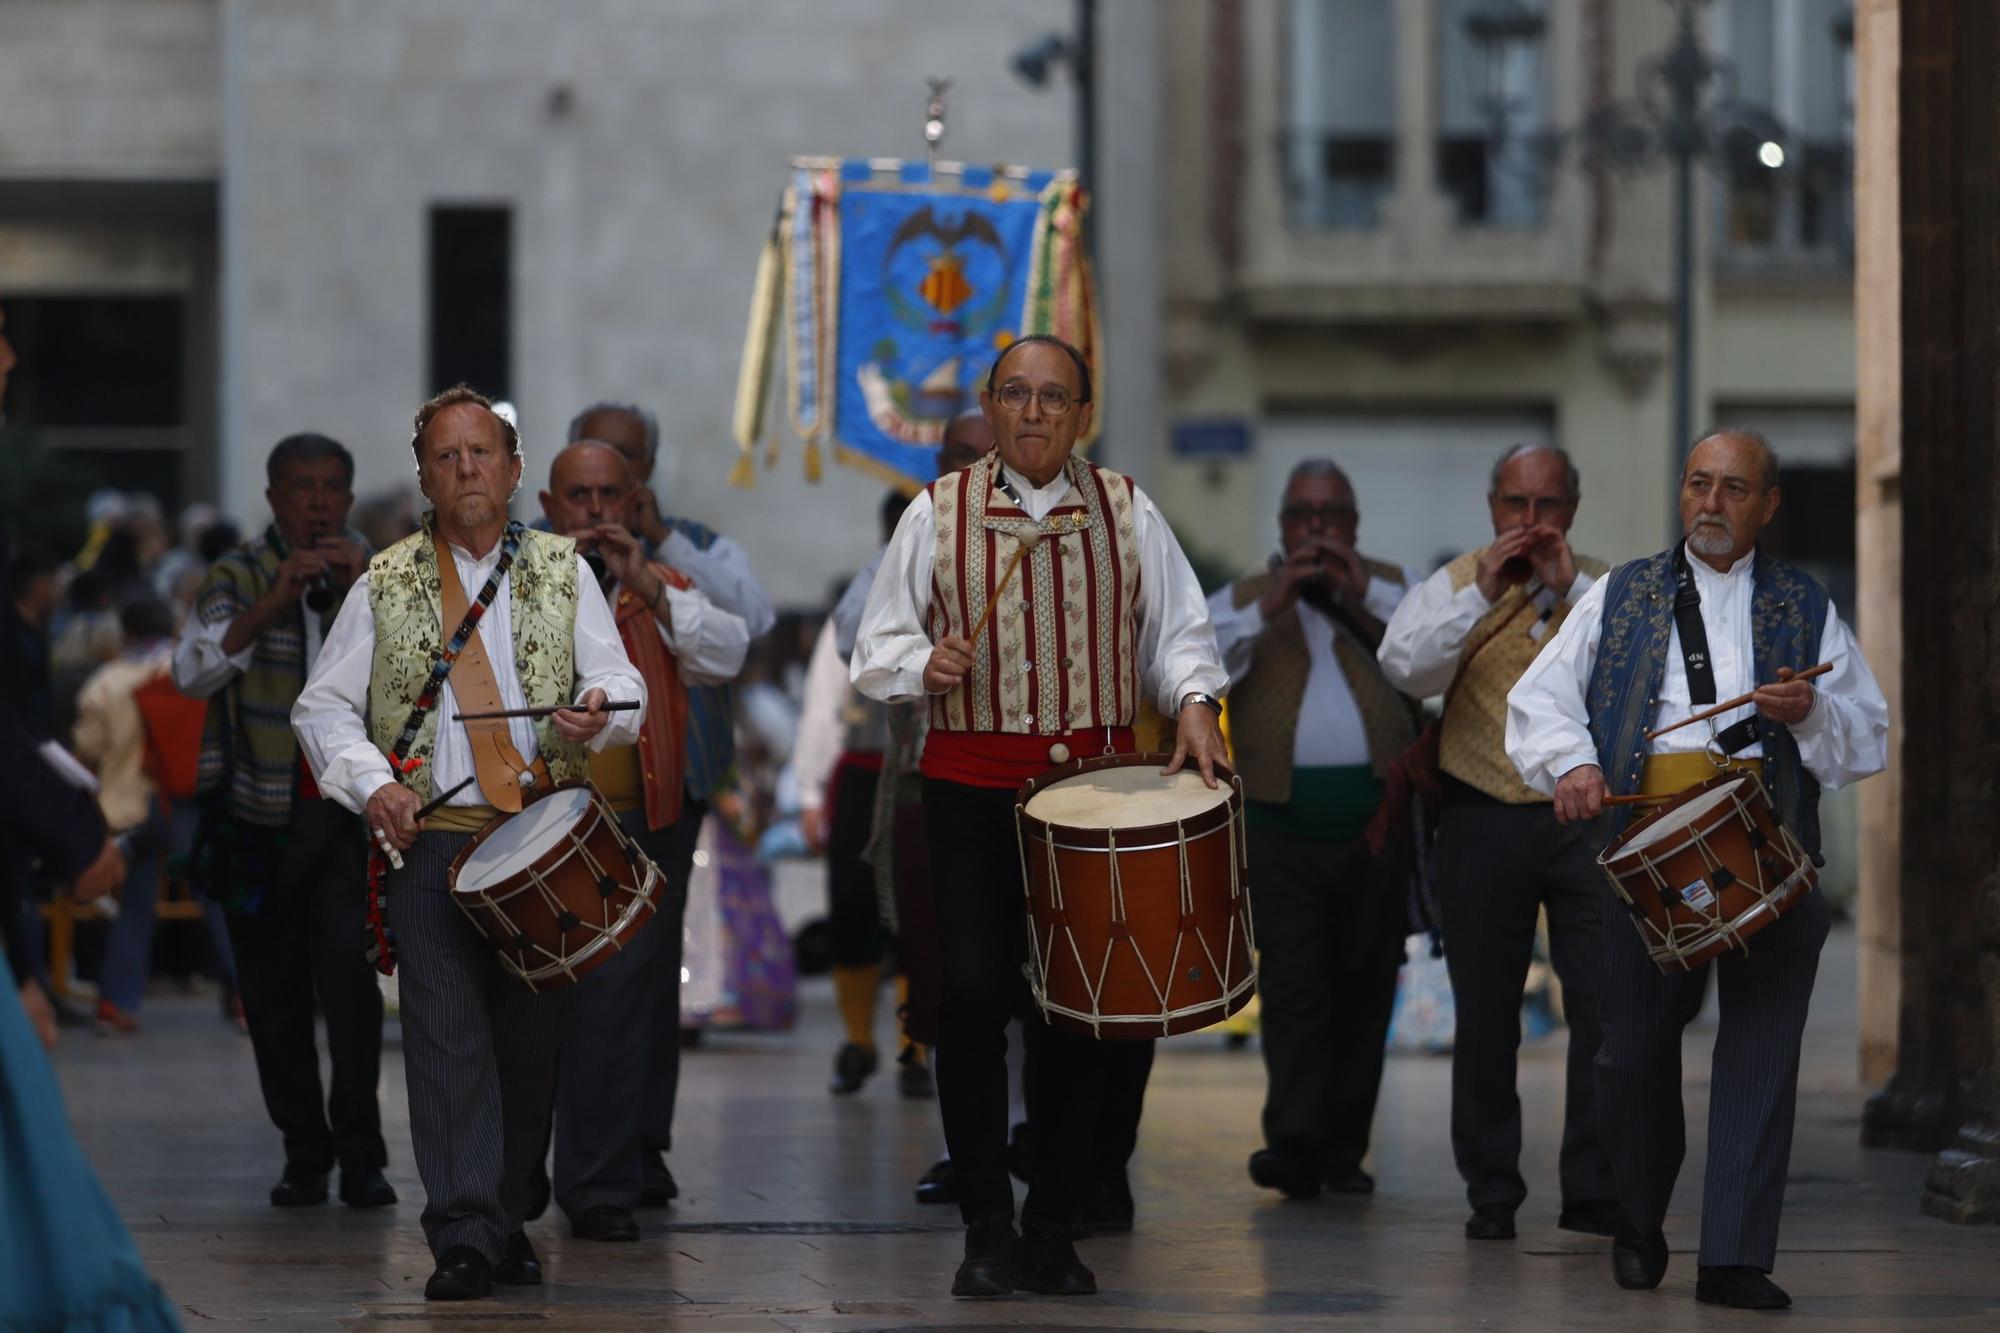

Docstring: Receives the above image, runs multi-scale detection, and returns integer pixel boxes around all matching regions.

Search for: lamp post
[1009,0,1097,253]
[1466,0,1813,537]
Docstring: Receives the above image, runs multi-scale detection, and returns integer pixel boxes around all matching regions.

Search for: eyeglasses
[996,382,1077,417]
[1280,504,1358,526]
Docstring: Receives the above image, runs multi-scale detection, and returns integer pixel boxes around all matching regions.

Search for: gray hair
[1488,443,1580,503]
[1693,428,1781,492]
[1284,458,1353,493]
[267,431,355,488]
[567,400,660,460]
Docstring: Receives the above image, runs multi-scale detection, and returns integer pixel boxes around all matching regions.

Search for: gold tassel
[728,451,757,490]
[803,436,823,483]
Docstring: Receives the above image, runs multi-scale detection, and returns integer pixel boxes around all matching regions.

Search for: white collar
[1684,541,1756,583]
[1000,462,1074,508]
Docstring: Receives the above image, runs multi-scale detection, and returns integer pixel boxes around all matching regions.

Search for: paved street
[51,923,2000,1330]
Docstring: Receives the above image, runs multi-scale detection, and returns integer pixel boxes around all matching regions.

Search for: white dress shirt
[792,620,852,812]
[292,541,646,815]
[658,528,776,640]
[173,598,328,698]
[1505,545,1889,794]
[1207,570,1415,766]
[609,575,750,687]
[1378,565,1596,698]
[849,463,1228,712]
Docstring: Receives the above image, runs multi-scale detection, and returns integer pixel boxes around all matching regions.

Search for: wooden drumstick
[1643,662,1834,742]
[1603,792,1678,807]
[967,529,1042,645]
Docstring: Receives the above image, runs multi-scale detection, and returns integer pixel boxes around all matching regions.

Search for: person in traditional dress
[1506,429,1888,1310]
[536,440,748,1242]
[1206,460,1420,1200]
[1376,443,1620,1241]
[851,336,1227,1299]
[293,385,645,1301]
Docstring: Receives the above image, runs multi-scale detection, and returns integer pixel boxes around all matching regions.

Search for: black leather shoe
[1613,1230,1670,1290]
[1465,1204,1517,1240]
[951,1217,1017,1298]
[571,1203,640,1242]
[639,1153,678,1207]
[1017,1222,1097,1296]
[1077,1171,1134,1235]
[914,1157,957,1205]
[1325,1166,1376,1195]
[1006,1121,1033,1184]
[1558,1199,1623,1237]
[338,1167,396,1208]
[1696,1266,1791,1309]
[424,1246,494,1300]
[1248,1146,1322,1200]
[829,1042,879,1095]
[523,1162,551,1221]
[269,1167,328,1207]
[897,1047,936,1099]
[493,1231,541,1286]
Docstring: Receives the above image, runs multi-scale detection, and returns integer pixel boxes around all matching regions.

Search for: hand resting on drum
[1553,763,1607,824]
[922,634,976,695]
[1163,703,1228,790]
[367,781,426,852]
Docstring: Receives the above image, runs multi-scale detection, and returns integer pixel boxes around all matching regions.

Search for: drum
[1596,770,1817,974]
[1016,753,1255,1039]
[448,782,661,992]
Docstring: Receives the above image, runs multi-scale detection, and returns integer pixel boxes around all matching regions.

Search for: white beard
[1687,522,1734,558]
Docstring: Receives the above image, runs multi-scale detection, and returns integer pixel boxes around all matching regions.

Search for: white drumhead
[456,788,594,893]
[1023,765,1228,829]
[1620,775,1750,854]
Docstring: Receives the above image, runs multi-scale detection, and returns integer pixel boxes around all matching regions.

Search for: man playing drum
[1505,430,1888,1310]
[1207,460,1420,1202]
[850,335,1228,1299]
[1377,443,1619,1242]
[293,386,646,1301]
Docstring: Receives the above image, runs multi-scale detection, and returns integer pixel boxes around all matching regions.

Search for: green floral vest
[365,521,585,803]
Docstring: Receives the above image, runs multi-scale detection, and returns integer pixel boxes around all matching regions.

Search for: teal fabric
[1585,547,1829,858]
[1245,764,1384,843]
[0,981,184,1331]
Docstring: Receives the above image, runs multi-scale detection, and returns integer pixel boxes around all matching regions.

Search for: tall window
[428,206,512,399]
[1436,0,1548,228]
[1717,0,1853,264]
[1283,0,1396,229]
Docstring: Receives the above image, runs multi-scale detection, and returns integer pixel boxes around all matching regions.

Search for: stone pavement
[49,924,2000,1330]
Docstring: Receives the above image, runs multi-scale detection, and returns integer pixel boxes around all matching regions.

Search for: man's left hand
[1163,702,1228,790]
[1527,529,1579,597]
[316,536,369,588]
[555,687,614,743]
[1753,666,1815,726]
[592,524,654,591]
[1310,537,1371,604]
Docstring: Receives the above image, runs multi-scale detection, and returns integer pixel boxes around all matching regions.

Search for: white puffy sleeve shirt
[1504,548,1889,795]
[292,546,646,816]
[849,467,1228,714]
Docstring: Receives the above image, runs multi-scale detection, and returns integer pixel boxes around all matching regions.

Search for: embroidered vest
[1225,564,1419,804]
[1585,546,1828,858]
[664,516,737,800]
[927,454,1144,736]
[1439,547,1610,804]
[365,524,585,804]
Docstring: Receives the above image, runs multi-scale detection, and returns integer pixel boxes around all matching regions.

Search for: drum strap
[434,530,537,813]
[1671,546,1760,755]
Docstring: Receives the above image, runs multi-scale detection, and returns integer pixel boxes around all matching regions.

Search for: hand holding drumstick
[923,530,1041,695]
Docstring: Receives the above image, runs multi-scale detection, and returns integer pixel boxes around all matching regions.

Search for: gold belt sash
[1638,752,1765,798]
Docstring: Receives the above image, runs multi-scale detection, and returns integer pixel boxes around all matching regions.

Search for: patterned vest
[364,523,585,804]
[664,516,737,801]
[1439,547,1610,803]
[927,453,1143,736]
[1585,546,1828,858]
[1225,565,1419,804]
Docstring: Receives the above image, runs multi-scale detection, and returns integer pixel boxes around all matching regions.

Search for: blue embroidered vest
[1585,546,1829,860]
[665,516,736,801]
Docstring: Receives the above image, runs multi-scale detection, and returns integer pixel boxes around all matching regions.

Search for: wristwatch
[1180,691,1224,715]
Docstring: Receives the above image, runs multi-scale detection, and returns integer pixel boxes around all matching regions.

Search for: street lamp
[1009,0,1097,238]
[1468,0,1814,536]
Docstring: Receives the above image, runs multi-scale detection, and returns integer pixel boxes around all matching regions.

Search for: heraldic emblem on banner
[732,159,1098,491]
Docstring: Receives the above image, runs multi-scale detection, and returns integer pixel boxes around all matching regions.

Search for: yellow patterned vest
[1226,563,1417,804]
[926,453,1143,736]
[1438,545,1610,803]
[365,522,586,803]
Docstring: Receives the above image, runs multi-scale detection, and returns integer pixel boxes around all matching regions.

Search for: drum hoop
[448,779,609,894]
[1597,769,1776,873]
[1016,754,1241,851]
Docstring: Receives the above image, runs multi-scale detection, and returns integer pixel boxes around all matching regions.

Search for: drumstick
[452,700,642,723]
[413,775,477,823]
[1642,662,1834,742]
[967,529,1042,645]
[1603,792,1677,807]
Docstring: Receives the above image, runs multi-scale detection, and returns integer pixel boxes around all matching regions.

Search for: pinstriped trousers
[1594,879,1829,1270]
[385,831,569,1263]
